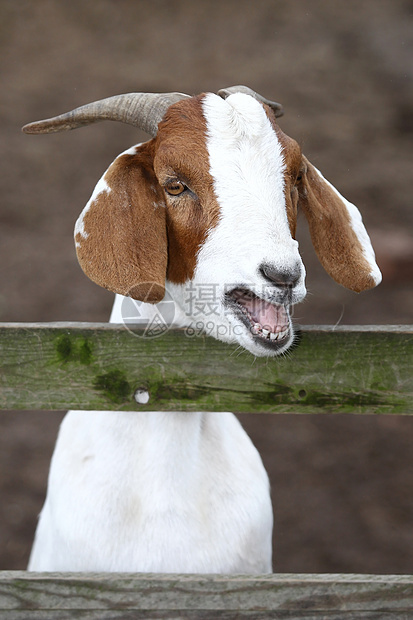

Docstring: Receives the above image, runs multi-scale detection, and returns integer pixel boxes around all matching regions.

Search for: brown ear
[299,156,382,292]
[74,143,167,303]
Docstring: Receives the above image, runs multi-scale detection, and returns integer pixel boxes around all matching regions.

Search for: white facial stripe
[314,167,382,286]
[197,93,302,286]
[202,93,288,238]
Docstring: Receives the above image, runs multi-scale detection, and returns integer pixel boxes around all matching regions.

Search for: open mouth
[225,288,291,349]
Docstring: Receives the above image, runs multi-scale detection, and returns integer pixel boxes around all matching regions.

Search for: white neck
[109,292,189,327]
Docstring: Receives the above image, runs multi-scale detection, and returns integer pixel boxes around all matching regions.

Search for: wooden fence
[0,322,412,618]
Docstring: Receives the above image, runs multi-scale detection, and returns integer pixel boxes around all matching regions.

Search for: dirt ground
[1,0,412,572]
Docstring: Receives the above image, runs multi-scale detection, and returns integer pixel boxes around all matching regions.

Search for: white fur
[28,409,272,572]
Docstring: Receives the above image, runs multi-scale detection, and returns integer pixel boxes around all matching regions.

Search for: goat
[23,86,381,573]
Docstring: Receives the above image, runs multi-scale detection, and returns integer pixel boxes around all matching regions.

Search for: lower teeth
[252,326,289,341]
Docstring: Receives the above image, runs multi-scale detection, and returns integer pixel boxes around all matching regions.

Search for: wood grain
[0,323,411,414]
[0,572,412,618]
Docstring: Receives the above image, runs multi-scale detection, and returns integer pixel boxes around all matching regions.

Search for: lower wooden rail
[1,572,412,619]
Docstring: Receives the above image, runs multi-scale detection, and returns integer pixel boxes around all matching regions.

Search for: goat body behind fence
[23,86,381,572]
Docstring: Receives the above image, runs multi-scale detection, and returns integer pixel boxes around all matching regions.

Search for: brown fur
[154,96,220,284]
[75,97,221,301]
[266,107,376,292]
[298,157,376,292]
[75,142,168,302]
[271,120,303,238]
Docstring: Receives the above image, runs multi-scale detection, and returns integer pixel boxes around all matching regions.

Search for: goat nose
[259,262,301,288]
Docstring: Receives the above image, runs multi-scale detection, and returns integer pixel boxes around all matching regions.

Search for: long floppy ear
[74,143,167,303]
[299,156,382,292]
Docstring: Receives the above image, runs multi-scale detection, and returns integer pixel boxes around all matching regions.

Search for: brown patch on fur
[75,142,168,302]
[75,96,221,299]
[265,104,376,292]
[299,157,377,292]
[154,96,221,284]
[276,127,302,239]
[265,108,301,238]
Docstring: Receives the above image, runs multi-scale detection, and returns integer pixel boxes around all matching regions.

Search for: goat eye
[295,174,302,184]
[165,181,186,196]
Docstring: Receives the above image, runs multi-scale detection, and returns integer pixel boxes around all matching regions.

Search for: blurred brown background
[1,0,412,572]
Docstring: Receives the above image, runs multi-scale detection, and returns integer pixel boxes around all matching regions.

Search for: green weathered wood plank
[0,323,411,414]
[0,572,412,618]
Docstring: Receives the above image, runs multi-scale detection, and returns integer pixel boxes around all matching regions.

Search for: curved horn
[217,85,284,118]
[22,92,190,137]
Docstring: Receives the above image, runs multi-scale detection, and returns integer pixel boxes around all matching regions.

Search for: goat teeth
[262,328,270,336]
[269,332,277,341]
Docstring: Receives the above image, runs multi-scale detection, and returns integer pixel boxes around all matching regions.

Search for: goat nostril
[260,263,300,287]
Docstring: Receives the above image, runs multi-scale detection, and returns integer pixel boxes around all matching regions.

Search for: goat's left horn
[22,92,190,137]
[217,85,284,118]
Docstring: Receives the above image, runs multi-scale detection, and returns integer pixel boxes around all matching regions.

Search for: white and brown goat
[23,86,381,573]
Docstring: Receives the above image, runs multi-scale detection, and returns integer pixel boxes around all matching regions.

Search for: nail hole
[298,389,307,398]
[134,389,150,404]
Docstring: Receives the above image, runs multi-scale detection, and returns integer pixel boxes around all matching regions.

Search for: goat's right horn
[22,92,190,137]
